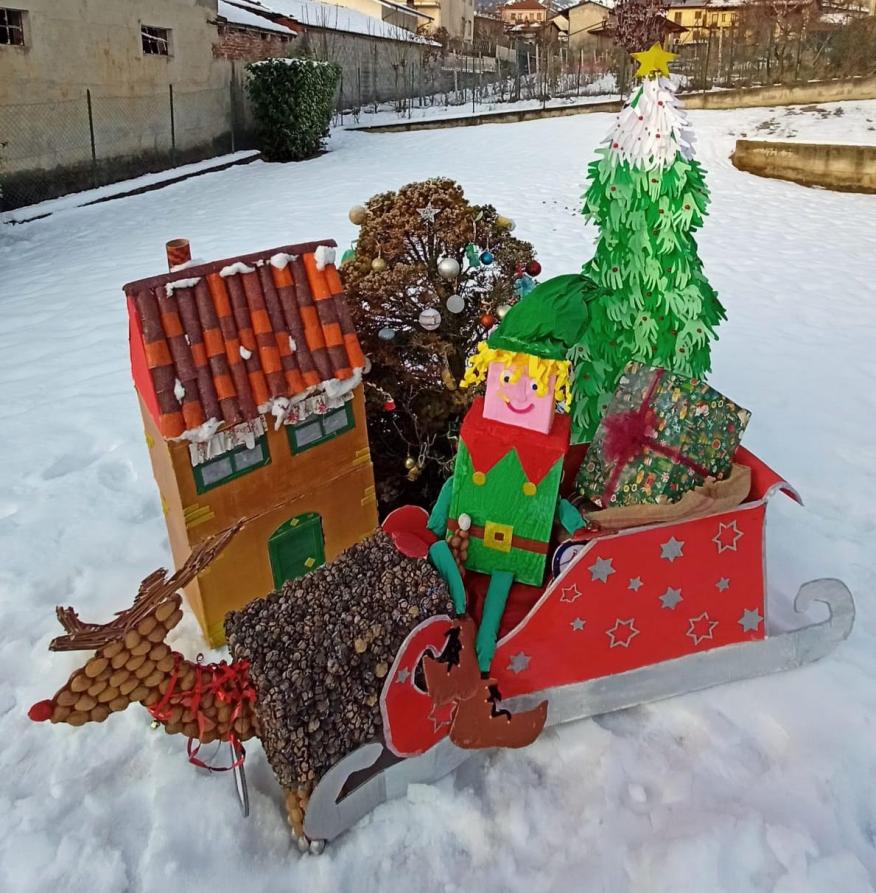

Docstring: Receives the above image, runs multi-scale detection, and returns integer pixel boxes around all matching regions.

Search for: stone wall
[683,75,876,111]
[731,140,876,195]
[0,0,232,207]
[213,23,295,62]
[290,28,447,108]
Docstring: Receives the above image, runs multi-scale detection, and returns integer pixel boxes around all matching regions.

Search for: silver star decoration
[713,520,743,554]
[570,617,586,631]
[738,608,763,632]
[560,583,583,604]
[716,577,731,592]
[396,668,411,684]
[507,652,531,674]
[417,202,441,224]
[659,586,683,609]
[606,618,639,649]
[660,537,685,562]
[686,612,719,646]
[628,577,643,591]
[589,557,615,583]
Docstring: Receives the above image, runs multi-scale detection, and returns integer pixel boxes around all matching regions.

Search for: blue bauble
[479,250,494,265]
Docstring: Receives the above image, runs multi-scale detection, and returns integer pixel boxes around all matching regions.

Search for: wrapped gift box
[577,363,751,508]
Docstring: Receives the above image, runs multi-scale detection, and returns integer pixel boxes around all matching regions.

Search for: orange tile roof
[124,240,366,440]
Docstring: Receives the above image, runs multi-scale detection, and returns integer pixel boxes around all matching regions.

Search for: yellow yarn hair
[460,342,572,407]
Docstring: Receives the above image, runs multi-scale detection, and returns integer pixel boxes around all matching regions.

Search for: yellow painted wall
[414,0,474,41]
[666,4,739,44]
[143,385,379,646]
[564,3,610,51]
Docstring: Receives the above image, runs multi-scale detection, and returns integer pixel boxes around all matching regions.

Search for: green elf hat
[486,273,596,360]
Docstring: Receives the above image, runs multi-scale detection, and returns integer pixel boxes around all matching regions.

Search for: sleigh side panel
[492,501,769,699]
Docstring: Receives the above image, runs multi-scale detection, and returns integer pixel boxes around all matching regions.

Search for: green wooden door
[268,512,325,589]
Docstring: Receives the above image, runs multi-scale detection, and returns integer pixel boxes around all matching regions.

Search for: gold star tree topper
[631,42,678,78]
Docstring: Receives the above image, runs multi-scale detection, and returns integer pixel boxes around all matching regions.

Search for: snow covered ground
[1,100,874,893]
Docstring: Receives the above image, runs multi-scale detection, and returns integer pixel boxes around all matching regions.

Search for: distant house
[412,0,476,43]
[474,11,506,50]
[124,239,378,647]
[500,0,550,29]
[215,0,300,61]
[666,0,742,43]
[666,0,870,45]
[583,8,688,53]
[549,1,610,51]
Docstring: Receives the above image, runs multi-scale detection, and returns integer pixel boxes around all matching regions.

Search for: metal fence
[2,22,871,211]
[0,82,248,211]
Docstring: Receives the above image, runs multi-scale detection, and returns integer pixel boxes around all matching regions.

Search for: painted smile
[506,401,534,414]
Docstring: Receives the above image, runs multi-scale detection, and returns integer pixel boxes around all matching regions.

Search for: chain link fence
[0,83,246,211]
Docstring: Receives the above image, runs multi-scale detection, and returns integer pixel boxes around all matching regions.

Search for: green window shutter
[192,436,271,494]
[285,403,355,455]
[268,512,326,588]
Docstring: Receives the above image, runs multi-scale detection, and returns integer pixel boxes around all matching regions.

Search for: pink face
[482,361,557,434]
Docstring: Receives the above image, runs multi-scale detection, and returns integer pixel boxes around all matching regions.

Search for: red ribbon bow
[600,369,711,505]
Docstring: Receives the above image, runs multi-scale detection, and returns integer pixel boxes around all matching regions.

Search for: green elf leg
[426,478,467,615]
[476,570,515,675]
[428,541,467,616]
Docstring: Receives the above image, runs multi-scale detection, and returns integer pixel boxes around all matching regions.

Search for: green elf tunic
[448,396,570,586]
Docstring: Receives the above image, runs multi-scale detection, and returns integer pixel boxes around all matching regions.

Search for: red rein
[601,369,711,505]
[149,654,256,772]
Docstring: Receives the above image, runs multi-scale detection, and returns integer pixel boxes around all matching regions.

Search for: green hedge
[246,58,341,162]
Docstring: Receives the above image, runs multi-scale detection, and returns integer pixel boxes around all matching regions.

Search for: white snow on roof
[232,0,436,44]
[218,0,297,34]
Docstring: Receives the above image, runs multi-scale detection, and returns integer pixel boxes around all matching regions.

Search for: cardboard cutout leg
[428,540,467,615]
[476,571,514,674]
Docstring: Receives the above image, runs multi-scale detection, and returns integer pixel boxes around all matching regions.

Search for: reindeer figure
[28,522,259,754]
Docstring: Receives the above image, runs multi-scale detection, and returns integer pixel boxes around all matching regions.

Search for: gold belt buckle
[483,520,513,553]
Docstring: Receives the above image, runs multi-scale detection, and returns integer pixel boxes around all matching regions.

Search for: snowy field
[1,101,875,893]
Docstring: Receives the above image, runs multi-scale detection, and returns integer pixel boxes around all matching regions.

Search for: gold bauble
[404,456,417,470]
[371,256,387,273]
[348,205,368,225]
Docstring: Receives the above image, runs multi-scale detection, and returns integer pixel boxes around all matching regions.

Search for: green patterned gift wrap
[577,363,751,508]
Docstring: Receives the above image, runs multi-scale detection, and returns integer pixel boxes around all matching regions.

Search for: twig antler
[49,521,245,652]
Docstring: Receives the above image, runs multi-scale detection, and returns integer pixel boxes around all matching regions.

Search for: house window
[141,24,171,56]
[0,8,25,46]
[193,436,270,493]
[674,11,682,23]
[286,403,355,454]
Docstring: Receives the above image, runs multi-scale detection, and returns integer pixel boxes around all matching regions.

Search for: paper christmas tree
[568,43,726,444]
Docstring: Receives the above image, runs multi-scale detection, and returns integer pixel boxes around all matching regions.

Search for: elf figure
[423,286,589,749]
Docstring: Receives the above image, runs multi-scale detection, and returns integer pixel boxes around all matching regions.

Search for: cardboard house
[123,239,378,646]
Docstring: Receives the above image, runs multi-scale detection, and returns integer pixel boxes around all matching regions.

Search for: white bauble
[419,308,441,331]
[437,257,460,280]
[446,293,465,314]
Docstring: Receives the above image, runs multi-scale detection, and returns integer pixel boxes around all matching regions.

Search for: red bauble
[383,398,396,412]
[480,313,496,328]
[525,260,542,276]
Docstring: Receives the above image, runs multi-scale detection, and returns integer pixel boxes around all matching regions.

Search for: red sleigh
[303,447,854,844]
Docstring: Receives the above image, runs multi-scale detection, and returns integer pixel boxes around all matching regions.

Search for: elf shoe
[422,615,481,706]
[449,679,548,750]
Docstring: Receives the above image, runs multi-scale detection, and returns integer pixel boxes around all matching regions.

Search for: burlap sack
[583,463,752,531]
